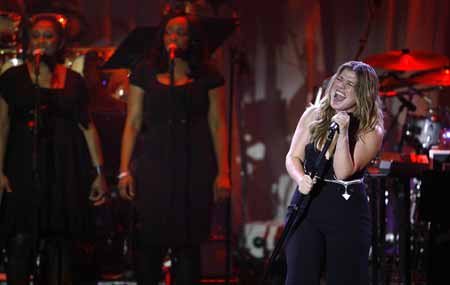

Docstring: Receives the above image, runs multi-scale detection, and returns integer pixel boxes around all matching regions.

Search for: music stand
[101,26,158,70]
[101,16,238,69]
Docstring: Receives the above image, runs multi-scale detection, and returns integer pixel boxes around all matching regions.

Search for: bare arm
[208,87,228,178]
[79,122,104,169]
[333,118,384,180]
[208,86,231,200]
[286,106,318,194]
[119,84,144,174]
[79,119,108,205]
[118,84,144,200]
[0,98,9,172]
[0,97,12,192]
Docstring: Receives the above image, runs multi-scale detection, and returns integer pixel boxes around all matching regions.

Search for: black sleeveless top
[304,113,365,181]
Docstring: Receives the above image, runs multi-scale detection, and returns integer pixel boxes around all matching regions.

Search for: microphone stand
[381,72,418,152]
[383,96,415,152]
[31,57,45,285]
[32,59,41,195]
[262,123,339,284]
[224,44,248,285]
[168,54,195,283]
[32,56,64,285]
[167,55,177,283]
[224,45,238,285]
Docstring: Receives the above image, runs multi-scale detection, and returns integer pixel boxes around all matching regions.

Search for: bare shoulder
[208,86,222,97]
[359,124,384,153]
[363,124,384,142]
[353,124,384,171]
[129,84,144,94]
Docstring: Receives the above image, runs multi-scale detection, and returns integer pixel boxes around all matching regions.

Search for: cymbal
[409,67,450,87]
[379,90,398,97]
[0,10,21,22]
[379,86,443,97]
[379,76,410,91]
[365,49,449,71]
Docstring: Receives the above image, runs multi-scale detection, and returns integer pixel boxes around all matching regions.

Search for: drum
[439,128,450,147]
[438,108,450,147]
[404,114,442,150]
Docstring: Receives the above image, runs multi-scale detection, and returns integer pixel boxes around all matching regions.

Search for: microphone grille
[329,121,339,131]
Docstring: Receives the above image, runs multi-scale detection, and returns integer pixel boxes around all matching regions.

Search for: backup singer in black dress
[118,12,229,285]
[285,61,384,285]
[0,14,107,285]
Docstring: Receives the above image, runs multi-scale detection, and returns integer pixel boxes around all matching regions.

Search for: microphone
[32,48,45,77]
[168,43,177,61]
[329,121,340,135]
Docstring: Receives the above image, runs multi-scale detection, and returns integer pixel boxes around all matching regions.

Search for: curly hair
[309,61,384,147]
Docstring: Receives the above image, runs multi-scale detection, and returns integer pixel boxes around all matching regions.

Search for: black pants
[285,185,372,285]
[6,234,76,285]
[134,234,201,285]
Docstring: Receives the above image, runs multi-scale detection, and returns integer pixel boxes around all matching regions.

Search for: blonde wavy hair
[309,61,384,147]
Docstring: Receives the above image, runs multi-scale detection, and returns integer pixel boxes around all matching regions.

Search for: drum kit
[365,48,450,154]
[365,49,450,284]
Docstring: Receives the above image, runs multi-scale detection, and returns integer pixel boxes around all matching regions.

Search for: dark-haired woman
[118,13,229,285]
[0,15,107,285]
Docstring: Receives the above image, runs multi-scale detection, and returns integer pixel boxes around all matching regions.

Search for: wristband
[118,171,130,179]
[95,165,104,176]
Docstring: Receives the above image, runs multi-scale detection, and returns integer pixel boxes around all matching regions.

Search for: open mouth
[334,90,346,102]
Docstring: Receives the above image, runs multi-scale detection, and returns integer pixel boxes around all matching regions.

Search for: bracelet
[95,165,104,176]
[117,171,130,179]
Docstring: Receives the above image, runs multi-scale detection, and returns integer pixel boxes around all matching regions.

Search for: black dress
[130,62,224,245]
[0,65,94,241]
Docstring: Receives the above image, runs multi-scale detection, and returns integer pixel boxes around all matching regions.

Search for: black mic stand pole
[382,95,416,152]
[19,9,44,282]
[167,55,180,282]
[262,122,339,284]
[223,45,238,285]
[31,55,47,285]
[167,54,196,283]
[32,56,64,285]
[32,58,41,203]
